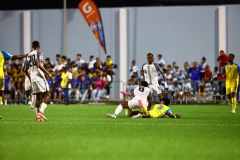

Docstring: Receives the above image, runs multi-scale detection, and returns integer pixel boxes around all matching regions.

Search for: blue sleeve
[1,50,13,60]
[221,66,225,74]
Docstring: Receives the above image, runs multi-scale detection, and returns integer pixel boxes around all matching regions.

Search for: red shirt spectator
[217,50,228,71]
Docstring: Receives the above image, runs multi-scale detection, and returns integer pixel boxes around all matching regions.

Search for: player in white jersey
[26,41,52,121]
[142,53,168,102]
[106,81,152,118]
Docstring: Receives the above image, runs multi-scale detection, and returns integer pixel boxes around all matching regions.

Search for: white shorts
[25,77,32,91]
[128,98,148,109]
[149,84,162,95]
[32,79,50,94]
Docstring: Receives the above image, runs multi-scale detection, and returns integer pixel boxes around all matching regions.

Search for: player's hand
[45,73,52,80]
[164,82,168,90]
[176,114,181,118]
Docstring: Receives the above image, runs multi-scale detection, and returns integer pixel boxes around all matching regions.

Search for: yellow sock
[0,96,2,105]
[126,97,130,101]
[232,98,237,110]
[141,105,149,116]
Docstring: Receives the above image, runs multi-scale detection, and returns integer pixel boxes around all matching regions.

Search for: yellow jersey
[61,71,70,88]
[222,63,240,81]
[149,104,172,118]
[0,50,12,79]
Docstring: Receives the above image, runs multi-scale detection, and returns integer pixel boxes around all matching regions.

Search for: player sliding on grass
[131,97,181,118]
[106,81,152,118]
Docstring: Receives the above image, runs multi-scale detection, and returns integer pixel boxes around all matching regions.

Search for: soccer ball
[125,108,133,117]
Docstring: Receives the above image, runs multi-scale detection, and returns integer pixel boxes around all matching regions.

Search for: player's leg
[106,101,129,118]
[0,78,4,105]
[230,82,238,113]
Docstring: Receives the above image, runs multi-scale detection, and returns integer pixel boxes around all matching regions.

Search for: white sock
[114,104,123,116]
[4,100,7,105]
[40,103,47,113]
[31,95,36,108]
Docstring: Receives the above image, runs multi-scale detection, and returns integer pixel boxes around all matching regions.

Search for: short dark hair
[141,81,149,87]
[147,53,153,57]
[229,53,235,59]
[161,97,170,106]
[32,41,40,48]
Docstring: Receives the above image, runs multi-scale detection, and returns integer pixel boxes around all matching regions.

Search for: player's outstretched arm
[12,54,27,60]
[167,112,181,118]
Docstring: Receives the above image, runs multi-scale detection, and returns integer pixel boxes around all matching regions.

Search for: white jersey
[142,62,163,85]
[183,82,191,92]
[27,50,45,82]
[133,86,151,100]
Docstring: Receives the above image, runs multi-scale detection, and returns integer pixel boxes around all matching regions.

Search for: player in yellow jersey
[132,97,181,118]
[215,53,240,113]
[0,50,27,119]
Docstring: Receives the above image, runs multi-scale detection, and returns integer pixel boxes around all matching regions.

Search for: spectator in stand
[76,53,85,68]
[88,55,96,69]
[52,69,63,103]
[197,81,206,103]
[181,77,191,104]
[157,54,165,68]
[94,58,105,74]
[69,73,80,103]
[189,61,201,97]
[217,50,228,72]
[75,67,83,78]
[4,69,11,105]
[15,76,24,104]
[91,74,105,103]
[183,61,190,78]
[177,70,185,87]
[66,58,71,67]
[61,55,67,66]
[129,60,139,77]
[60,66,72,105]
[103,55,115,76]
[204,64,212,84]
[52,59,64,72]
[212,66,219,95]
[172,81,182,101]
[199,57,208,81]
[102,70,112,99]
[52,54,61,66]
[71,61,78,74]
[165,67,173,84]
[79,75,90,103]
[44,57,52,69]
[4,59,10,70]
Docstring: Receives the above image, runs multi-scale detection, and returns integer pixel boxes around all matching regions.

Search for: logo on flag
[78,0,106,54]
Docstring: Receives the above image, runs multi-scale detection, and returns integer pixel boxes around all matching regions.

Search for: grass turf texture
[0,104,240,160]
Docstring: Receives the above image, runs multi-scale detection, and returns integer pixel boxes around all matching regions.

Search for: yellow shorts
[225,80,238,94]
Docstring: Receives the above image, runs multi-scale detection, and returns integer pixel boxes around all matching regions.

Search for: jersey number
[28,55,37,67]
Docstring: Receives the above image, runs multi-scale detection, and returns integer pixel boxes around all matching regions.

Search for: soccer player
[0,50,27,118]
[142,53,168,102]
[106,81,152,118]
[215,53,240,113]
[25,41,52,121]
[131,97,181,118]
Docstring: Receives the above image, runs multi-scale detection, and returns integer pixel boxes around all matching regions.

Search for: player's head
[140,81,149,87]
[32,41,40,49]
[228,53,235,63]
[161,97,170,106]
[147,53,154,64]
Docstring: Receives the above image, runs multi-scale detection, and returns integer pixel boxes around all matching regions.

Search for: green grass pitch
[0,103,240,160]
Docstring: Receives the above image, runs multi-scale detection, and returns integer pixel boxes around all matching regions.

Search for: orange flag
[78,0,107,54]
